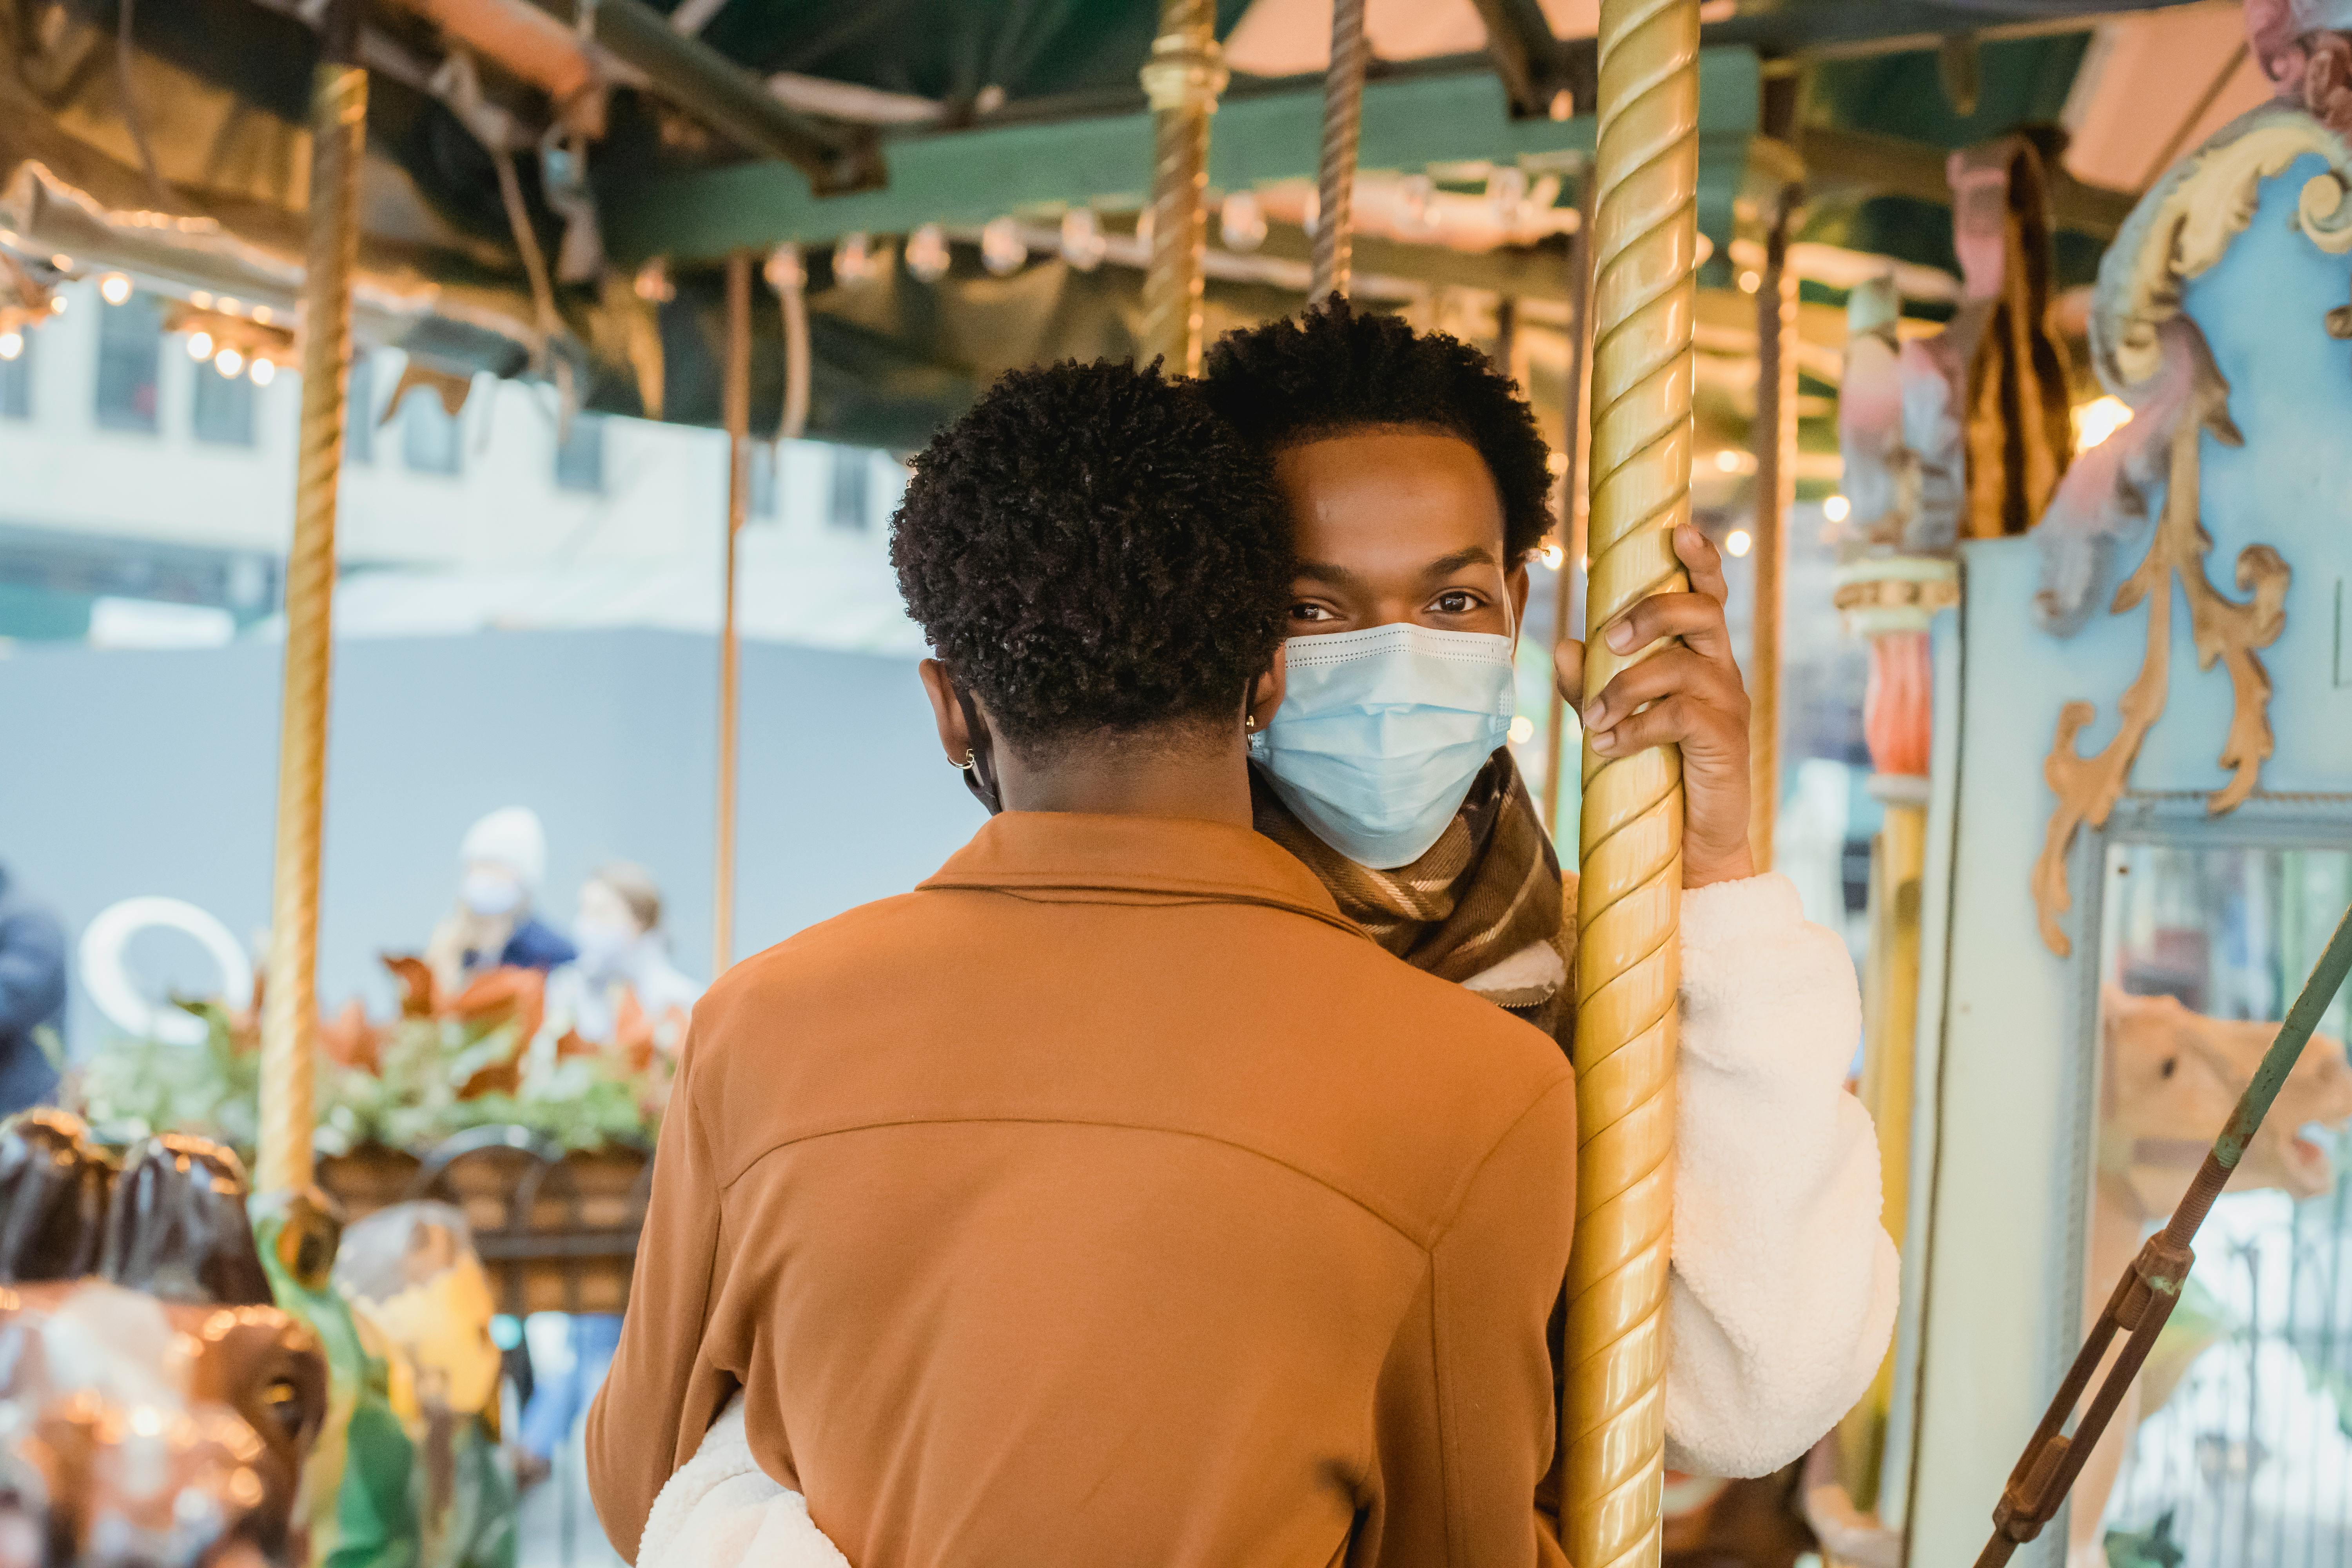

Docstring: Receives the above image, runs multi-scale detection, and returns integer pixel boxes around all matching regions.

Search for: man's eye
[1432,592,1478,614]
[1290,603,1335,622]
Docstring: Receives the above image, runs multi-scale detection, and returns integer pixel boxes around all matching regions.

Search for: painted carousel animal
[0,1115,328,1568]
[2068,989,2352,1565]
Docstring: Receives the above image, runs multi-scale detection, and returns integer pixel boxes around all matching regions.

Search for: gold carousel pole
[1138,0,1224,373]
[1568,0,1700,1559]
[258,0,365,1199]
[712,252,751,978]
[1748,188,1799,871]
[1308,0,1366,305]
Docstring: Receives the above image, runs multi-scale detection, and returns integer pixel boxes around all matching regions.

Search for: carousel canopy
[0,0,2265,451]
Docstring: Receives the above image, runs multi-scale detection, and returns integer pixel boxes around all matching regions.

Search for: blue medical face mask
[1248,621,1516,869]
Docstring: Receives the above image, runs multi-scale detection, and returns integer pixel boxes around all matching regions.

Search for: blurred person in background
[0,860,67,1115]
[518,862,702,1487]
[545,862,700,1051]
[425,806,576,998]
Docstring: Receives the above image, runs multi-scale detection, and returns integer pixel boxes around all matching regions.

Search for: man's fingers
[1552,637,1587,710]
[1589,694,1702,759]
[1602,592,1732,663]
[1675,523,1730,605]
[1582,646,1747,735]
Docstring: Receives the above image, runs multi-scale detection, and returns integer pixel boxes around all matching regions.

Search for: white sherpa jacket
[633,872,1898,1567]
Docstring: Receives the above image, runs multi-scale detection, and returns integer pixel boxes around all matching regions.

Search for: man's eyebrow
[1293,559,1365,589]
[1421,545,1501,575]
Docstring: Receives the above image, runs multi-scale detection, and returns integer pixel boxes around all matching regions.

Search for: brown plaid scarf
[1253,750,1577,1048]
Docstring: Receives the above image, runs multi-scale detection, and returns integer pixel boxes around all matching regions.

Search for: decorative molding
[2100,107,2352,392]
[2030,365,2289,957]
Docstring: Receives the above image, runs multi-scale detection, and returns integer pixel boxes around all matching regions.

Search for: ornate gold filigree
[2105,111,2352,387]
[2031,366,2288,957]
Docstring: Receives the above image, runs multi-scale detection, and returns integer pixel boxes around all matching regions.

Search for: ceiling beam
[603,49,1761,266]
[1463,0,1591,118]
[526,0,883,191]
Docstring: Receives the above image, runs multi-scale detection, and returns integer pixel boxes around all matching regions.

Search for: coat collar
[919,813,1364,940]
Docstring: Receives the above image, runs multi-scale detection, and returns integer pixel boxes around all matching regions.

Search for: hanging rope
[1566,0,1703,1559]
[764,243,810,442]
[258,0,366,1199]
[712,252,752,979]
[1138,0,1224,374]
[1309,0,1367,305]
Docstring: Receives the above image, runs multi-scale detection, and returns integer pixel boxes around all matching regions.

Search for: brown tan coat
[587,812,1575,1568]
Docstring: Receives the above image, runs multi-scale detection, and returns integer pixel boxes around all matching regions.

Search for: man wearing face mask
[1203,300,1897,1481]
[424,806,577,1000]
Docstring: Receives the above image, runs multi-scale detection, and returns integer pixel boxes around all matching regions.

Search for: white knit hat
[459,806,547,893]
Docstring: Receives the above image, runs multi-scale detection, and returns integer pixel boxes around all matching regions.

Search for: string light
[2074,395,2132,450]
[1508,715,1536,745]
[0,332,20,361]
[905,223,951,283]
[1713,449,1742,473]
[1060,208,1106,272]
[1823,494,1851,523]
[1725,528,1753,557]
[1219,191,1266,252]
[46,296,64,315]
[1541,543,1566,569]
[190,290,214,309]
[214,347,244,377]
[187,331,214,360]
[1738,269,1761,293]
[99,272,132,305]
[832,232,878,285]
[249,358,276,387]
[980,217,1027,277]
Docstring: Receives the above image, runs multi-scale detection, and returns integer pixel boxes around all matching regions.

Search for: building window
[0,331,31,420]
[191,361,256,446]
[827,445,870,531]
[347,354,375,463]
[555,414,606,493]
[95,290,162,433]
[401,387,463,475]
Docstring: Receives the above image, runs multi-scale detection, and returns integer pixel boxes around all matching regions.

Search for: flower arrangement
[74,955,673,1160]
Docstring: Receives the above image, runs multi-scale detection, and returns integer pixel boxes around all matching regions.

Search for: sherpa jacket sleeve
[1663,871,1900,1479]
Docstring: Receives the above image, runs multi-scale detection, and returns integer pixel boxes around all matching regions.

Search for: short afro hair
[1201,297,1557,563]
[891,359,1290,757]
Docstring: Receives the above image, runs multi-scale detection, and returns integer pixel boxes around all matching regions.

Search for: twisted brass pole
[1138,0,1224,374]
[1308,0,1366,305]
[1567,0,1700,1561]
[258,0,365,1198]
[713,252,751,978]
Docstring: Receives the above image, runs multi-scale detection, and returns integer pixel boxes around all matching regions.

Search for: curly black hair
[891,359,1291,757]
[1200,297,1557,563]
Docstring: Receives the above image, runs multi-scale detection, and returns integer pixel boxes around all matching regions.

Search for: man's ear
[1247,642,1288,731]
[1506,563,1532,645]
[918,659,973,765]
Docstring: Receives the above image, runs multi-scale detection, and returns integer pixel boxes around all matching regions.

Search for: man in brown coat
[588,361,1575,1567]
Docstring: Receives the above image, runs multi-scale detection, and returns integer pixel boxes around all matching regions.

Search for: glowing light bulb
[46,296,64,315]
[1738,269,1761,293]
[1540,543,1565,570]
[1219,191,1266,252]
[0,331,20,361]
[2074,395,2132,450]
[905,223,951,283]
[191,291,214,309]
[187,330,214,360]
[980,216,1027,277]
[1546,451,1569,477]
[1508,715,1536,745]
[249,357,276,387]
[1713,449,1741,474]
[99,272,132,305]
[1823,493,1851,523]
[1725,528,1753,558]
[1060,208,1105,272]
[214,347,244,377]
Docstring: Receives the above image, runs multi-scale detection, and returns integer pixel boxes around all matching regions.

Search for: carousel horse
[2066,989,2352,1565]
[0,1115,328,1568]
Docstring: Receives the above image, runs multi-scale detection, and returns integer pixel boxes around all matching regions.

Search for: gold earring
[955,749,976,771]
[1244,715,1256,731]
